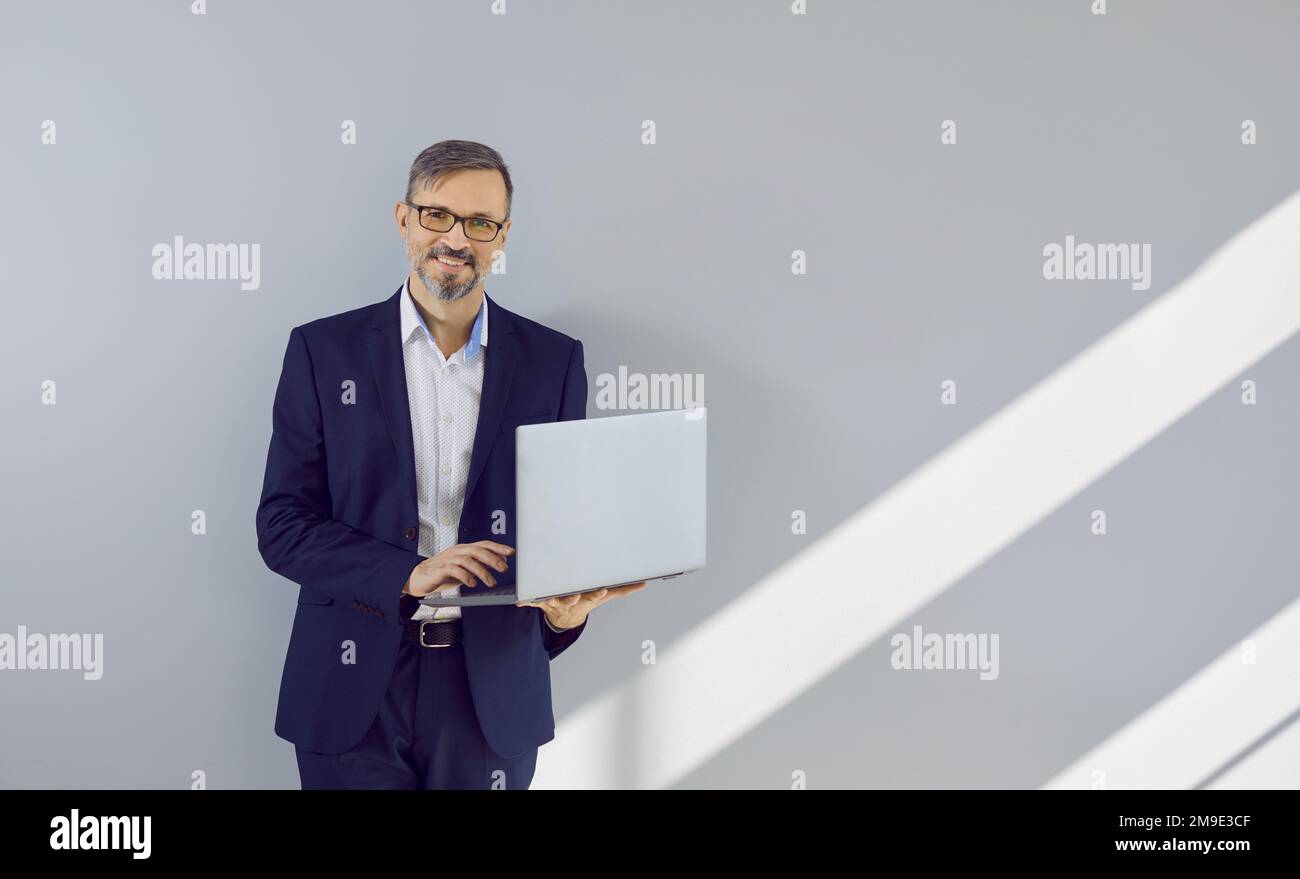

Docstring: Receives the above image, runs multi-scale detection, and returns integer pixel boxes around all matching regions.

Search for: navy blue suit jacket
[256,286,588,757]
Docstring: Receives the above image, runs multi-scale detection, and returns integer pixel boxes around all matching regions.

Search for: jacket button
[404,527,417,540]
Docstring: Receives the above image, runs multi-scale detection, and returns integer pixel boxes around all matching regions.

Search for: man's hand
[402,541,515,597]
[517,581,647,630]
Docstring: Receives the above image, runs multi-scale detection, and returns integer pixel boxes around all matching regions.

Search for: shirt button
[441,516,451,526]
[442,366,450,375]
[403,527,417,540]
[440,465,450,474]
[443,413,453,423]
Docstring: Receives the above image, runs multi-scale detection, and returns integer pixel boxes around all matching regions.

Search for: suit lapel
[367,287,419,519]
[465,292,516,506]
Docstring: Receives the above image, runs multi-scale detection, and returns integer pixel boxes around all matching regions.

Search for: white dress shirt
[400,280,567,632]
[401,279,487,622]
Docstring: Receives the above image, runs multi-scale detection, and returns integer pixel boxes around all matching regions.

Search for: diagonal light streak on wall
[534,191,1300,789]
[1204,705,1300,790]
[1042,595,1300,789]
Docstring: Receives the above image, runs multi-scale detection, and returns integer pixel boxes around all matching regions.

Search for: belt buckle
[419,619,453,648]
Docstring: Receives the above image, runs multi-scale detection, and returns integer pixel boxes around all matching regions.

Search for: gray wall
[2,0,1297,789]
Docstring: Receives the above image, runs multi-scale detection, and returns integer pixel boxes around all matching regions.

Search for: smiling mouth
[433,255,471,272]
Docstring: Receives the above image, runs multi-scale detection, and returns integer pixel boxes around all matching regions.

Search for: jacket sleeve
[255,325,426,628]
[539,338,589,659]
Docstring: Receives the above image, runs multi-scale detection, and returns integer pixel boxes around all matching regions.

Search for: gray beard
[415,261,477,302]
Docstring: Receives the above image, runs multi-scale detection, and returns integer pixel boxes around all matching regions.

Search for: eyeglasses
[405,202,506,242]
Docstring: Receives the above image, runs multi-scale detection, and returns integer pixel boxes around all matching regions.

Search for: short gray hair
[405,140,513,222]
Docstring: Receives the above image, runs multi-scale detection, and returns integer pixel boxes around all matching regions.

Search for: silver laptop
[420,407,707,607]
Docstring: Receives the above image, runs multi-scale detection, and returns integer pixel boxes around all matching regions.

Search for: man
[255,140,644,789]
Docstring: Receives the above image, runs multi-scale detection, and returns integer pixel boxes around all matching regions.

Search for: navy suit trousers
[294,595,539,790]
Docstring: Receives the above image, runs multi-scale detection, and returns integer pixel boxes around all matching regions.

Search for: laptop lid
[514,407,707,601]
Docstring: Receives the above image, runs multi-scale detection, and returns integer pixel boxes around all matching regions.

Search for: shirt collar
[400,279,489,365]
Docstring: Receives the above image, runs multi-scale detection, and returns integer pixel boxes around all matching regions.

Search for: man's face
[398,168,510,303]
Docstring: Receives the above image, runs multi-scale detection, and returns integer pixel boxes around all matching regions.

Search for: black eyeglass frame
[404,201,507,242]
